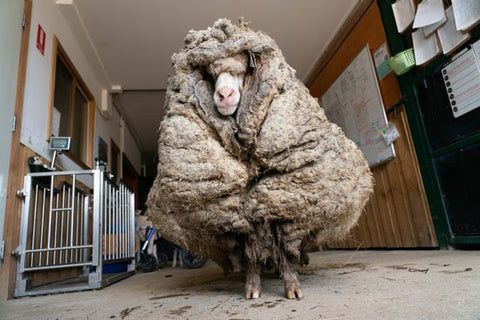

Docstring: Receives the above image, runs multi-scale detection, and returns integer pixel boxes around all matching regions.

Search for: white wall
[95,103,121,167]
[21,0,141,172]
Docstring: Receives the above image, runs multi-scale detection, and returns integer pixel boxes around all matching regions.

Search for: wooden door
[0,0,33,300]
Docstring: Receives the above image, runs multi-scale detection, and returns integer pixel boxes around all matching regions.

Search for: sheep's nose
[217,87,234,101]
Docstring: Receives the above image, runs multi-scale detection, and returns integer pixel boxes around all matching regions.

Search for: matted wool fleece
[146,19,374,271]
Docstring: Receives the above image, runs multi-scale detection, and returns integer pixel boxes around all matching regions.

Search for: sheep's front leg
[281,255,303,300]
[245,262,261,299]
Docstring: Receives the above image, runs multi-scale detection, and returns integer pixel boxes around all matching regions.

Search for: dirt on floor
[1,250,479,320]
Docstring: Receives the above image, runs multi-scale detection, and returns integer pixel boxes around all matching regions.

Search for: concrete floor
[1,250,479,320]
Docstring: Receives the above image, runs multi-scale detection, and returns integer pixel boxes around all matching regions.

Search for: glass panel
[53,56,73,137]
[434,142,480,237]
[72,87,88,160]
[415,63,480,151]
[111,144,119,182]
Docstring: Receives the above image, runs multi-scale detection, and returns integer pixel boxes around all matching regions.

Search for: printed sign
[36,24,46,55]
[441,45,480,118]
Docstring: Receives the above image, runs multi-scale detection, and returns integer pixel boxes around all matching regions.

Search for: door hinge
[22,11,26,30]
[0,240,4,260]
[12,115,16,132]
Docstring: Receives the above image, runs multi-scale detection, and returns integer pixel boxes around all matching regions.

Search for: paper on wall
[452,0,480,31]
[392,0,416,33]
[412,28,441,65]
[437,6,471,55]
[441,47,480,118]
[374,42,392,80]
[413,0,446,29]
[473,38,480,65]
[382,122,400,145]
[423,13,447,37]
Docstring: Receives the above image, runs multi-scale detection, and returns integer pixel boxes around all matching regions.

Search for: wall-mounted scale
[49,136,71,169]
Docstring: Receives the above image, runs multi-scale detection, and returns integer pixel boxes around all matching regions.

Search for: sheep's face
[208,53,248,116]
[214,72,244,115]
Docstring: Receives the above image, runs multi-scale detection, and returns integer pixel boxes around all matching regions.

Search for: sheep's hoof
[245,288,261,299]
[284,278,303,300]
[245,273,261,299]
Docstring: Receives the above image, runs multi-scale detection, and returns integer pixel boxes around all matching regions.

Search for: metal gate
[13,169,135,296]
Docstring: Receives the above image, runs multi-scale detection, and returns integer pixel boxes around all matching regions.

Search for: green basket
[389,48,415,75]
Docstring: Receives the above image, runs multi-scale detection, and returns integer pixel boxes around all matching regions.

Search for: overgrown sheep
[146,18,374,300]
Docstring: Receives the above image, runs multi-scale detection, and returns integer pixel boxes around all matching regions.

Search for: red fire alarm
[36,24,46,55]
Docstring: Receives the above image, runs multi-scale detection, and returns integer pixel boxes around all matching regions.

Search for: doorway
[0,0,25,259]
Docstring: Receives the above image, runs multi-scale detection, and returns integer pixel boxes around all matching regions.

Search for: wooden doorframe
[110,138,121,183]
[0,0,32,300]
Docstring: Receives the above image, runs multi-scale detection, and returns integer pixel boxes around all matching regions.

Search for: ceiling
[62,0,362,169]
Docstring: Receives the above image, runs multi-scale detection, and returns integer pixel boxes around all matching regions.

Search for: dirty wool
[146,18,374,299]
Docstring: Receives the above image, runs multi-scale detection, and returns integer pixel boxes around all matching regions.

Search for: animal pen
[13,168,136,297]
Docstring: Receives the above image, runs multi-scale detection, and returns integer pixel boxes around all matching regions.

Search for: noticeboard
[321,45,395,167]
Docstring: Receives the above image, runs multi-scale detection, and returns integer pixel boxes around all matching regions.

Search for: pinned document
[412,28,441,65]
[413,0,446,29]
[437,6,470,55]
[441,45,480,118]
[422,14,447,37]
[392,0,416,33]
[452,0,480,31]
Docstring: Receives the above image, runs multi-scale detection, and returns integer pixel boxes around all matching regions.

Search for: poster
[374,42,392,80]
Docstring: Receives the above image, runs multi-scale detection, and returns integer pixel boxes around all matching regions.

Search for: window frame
[110,138,121,183]
[47,36,95,168]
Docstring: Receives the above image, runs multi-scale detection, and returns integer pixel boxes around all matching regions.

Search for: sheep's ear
[194,80,215,117]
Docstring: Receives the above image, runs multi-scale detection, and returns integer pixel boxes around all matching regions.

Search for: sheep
[147,18,373,300]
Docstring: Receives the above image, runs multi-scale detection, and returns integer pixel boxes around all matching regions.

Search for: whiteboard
[321,45,395,167]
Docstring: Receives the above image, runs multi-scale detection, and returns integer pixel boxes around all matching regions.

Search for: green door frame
[377,0,480,248]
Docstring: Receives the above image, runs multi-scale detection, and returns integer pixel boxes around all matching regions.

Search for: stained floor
[1,250,479,320]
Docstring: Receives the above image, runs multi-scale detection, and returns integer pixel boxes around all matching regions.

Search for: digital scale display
[49,137,71,151]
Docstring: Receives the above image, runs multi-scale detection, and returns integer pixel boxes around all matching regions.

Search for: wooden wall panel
[310,2,437,248]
